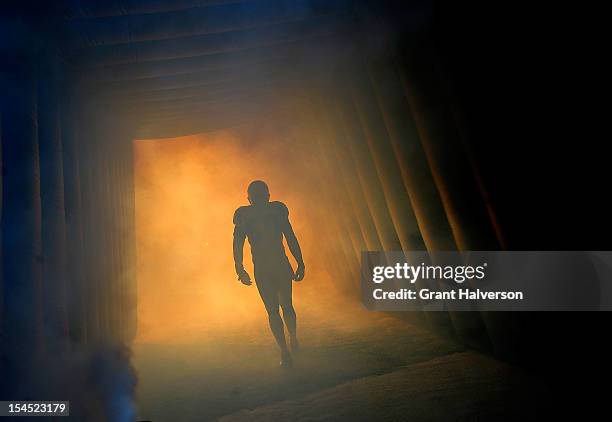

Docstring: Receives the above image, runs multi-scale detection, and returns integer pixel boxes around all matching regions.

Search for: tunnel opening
[133,127,359,345]
[131,124,440,421]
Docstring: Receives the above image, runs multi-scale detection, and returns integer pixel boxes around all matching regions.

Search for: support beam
[367,56,458,252]
[347,60,425,252]
[332,81,401,252]
[296,99,362,290]
[318,97,383,253]
[38,59,69,353]
[395,42,499,251]
[75,111,104,342]
[0,63,44,392]
[121,135,138,342]
[61,90,87,344]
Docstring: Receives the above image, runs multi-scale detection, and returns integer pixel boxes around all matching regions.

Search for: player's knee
[267,307,281,319]
[281,303,295,317]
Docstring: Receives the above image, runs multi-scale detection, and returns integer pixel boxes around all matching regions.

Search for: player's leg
[279,276,298,352]
[255,279,292,366]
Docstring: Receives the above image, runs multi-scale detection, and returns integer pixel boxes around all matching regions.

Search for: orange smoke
[133,128,339,343]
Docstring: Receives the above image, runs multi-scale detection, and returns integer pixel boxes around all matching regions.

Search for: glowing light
[133,129,336,343]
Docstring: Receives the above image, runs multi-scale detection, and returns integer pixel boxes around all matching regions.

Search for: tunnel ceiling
[3,0,430,137]
[24,0,362,138]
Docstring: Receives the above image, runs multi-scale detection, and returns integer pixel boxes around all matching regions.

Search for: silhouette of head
[247,180,270,205]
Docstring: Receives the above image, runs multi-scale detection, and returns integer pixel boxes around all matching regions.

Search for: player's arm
[233,209,252,285]
[278,203,305,281]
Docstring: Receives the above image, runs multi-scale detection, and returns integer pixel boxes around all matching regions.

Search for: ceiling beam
[133,113,255,140]
[62,0,254,20]
[115,88,278,115]
[77,48,291,84]
[63,1,348,48]
[69,14,347,67]
[99,71,297,103]
[80,57,287,96]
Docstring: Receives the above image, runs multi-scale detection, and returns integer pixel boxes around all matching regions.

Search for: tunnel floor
[133,302,551,421]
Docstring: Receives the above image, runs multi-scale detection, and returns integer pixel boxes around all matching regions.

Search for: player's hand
[237,268,252,286]
[293,263,305,282]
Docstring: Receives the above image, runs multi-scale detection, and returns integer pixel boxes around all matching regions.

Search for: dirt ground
[133,303,551,421]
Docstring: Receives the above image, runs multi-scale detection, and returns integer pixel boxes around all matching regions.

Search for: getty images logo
[371,262,488,284]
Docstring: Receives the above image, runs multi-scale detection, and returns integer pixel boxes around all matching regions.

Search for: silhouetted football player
[233,180,305,368]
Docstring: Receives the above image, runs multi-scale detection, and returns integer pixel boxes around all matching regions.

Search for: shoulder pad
[270,201,289,217]
[233,206,250,224]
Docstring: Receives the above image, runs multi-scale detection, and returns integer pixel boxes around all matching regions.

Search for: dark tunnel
[1,1,610,420]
